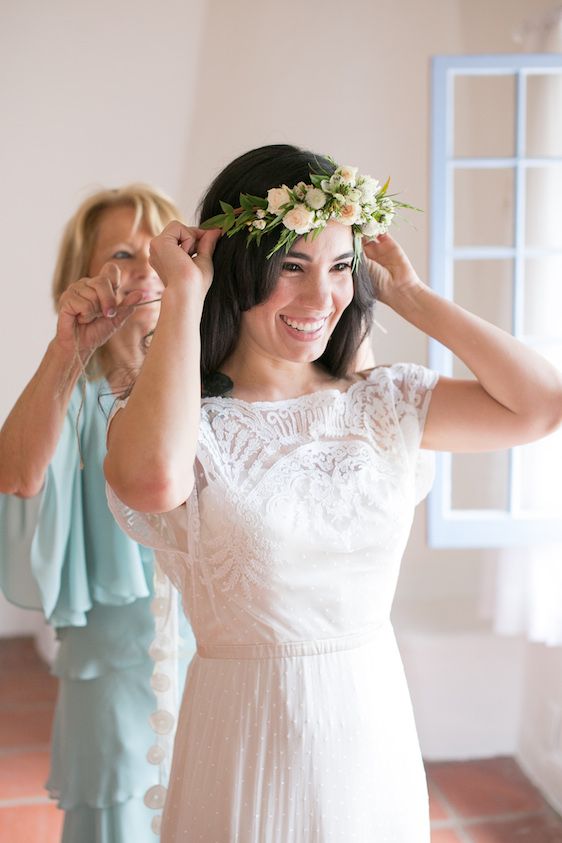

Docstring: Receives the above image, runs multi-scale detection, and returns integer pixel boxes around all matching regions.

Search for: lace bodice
[108,364,438,654]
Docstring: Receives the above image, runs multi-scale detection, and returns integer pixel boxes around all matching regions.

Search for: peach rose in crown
[267,186,291,215]
[337,165,358,185]
[338,202,361,226]
[282,205,315,234]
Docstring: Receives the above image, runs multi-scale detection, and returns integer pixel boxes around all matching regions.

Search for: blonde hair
[52,183,181,380]
[52,183,181,306]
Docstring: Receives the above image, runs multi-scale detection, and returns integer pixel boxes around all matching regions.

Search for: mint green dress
[0,380,191,842]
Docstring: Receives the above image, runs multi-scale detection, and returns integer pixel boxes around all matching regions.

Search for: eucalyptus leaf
[245,194,268,208]
[239,194,255,212]
[379,177,391,196]
[201,213,227,230]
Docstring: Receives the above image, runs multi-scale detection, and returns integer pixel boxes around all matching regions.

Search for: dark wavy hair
[198,144,376,380]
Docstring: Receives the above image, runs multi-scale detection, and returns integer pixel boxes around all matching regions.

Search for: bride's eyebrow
[286,250,354,261]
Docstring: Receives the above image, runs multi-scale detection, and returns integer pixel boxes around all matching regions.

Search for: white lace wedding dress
[108,363,438,843]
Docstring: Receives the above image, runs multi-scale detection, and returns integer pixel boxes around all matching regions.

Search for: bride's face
[238,221,355,365]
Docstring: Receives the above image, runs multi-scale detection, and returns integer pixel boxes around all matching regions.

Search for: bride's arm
[365,234,562,452]
[104,224,221,513]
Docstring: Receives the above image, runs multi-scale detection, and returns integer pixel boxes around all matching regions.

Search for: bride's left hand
[362,234,426,308]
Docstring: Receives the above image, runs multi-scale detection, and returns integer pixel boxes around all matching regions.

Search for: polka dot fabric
[108,364,438,842]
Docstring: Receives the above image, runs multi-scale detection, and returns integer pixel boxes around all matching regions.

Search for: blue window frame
[429,53,562,548]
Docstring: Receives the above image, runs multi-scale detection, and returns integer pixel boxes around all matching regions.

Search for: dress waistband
[196,624,388,660]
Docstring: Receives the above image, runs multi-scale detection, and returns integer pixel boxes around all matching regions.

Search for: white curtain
[491,8,562,647]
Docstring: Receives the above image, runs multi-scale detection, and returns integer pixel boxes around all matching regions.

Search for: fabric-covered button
[147,744,166,764]
[151,596,169,617]
[144,784,167,809]
[151,672,171,693]
[149,637,171,661]
[149,709,175,735]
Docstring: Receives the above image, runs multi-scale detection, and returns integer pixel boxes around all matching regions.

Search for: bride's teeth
[282,316,325,333]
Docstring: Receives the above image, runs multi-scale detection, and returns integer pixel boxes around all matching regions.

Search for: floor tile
[468,811,562,842]
[431,830,466,843]
[0,708,53,749]
[0,638,45,673]
[0,750,51,799]
[0,671,57,707]
[429,781,453,821]
[426,757,545,818]
[0,803,63,843]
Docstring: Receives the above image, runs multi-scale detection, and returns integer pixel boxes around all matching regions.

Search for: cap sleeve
[370,362,438,444]
[105,397,194,594]
[365,363,439,504]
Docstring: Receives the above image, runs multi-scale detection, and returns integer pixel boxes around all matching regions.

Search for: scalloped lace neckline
[201,376,371,410]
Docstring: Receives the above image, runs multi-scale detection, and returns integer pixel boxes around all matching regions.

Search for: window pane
[451,452,510,510]
[516,429,562,513]
[454,74,515,158]
[454,169,514,247]
[526,73,562,157]
[452,259,513,378]
[525,166,562,249]
[453,259,513,326]
[523,257,562,337]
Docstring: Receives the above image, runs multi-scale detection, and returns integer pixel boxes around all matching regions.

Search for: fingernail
[105,308,117,318]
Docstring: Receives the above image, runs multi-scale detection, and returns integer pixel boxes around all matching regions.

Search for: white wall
[0,0,207,634]
[518,643,562,814]
[0,0,558,791]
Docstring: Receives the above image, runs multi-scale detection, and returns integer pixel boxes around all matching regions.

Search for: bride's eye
[282,262,303,273]
[332,262,352,272]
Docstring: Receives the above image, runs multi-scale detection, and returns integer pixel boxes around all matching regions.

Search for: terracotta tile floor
[1,636,562,842]
[0,637,63,843]
[426,758,562,841]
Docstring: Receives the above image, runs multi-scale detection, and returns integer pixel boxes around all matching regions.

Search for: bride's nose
[300,274,333,309]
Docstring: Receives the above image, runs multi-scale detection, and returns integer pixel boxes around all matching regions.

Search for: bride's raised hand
[55,262,143,360]
[149,222,222,297]
[362,234,426,308]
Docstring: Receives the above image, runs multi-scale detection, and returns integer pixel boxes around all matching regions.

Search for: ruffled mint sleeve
[0,380,153,628]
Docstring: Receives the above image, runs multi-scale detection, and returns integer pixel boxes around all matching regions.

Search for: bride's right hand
[54,263,143,360]
[148,222,222,297]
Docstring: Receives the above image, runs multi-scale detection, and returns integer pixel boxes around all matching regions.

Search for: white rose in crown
[358,176,379,201]
[305,187,327,210]
[362,219,384,237]
[282,205,315,234]
[267,186,291,215]
[337,165,358,185]
[339,202,361,226]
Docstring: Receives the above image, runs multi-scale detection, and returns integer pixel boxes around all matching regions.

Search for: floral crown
[201,157,418,270]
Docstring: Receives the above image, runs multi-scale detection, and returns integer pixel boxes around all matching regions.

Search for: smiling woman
[222,224,357,400]
[104,143,562,843]
[0,184,193,843]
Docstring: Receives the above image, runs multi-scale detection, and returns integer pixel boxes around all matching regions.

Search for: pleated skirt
[162,625,429,843]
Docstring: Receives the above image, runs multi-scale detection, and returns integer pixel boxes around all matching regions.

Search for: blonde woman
[0,185,191,843]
